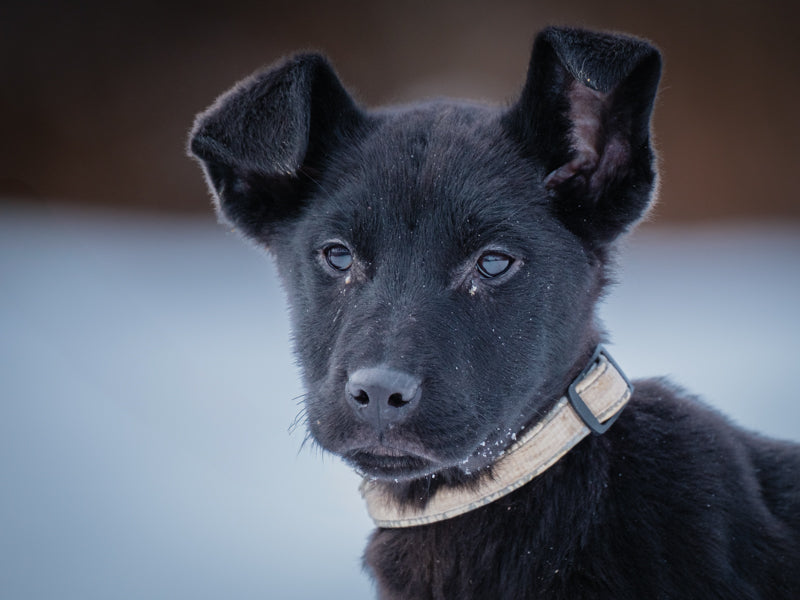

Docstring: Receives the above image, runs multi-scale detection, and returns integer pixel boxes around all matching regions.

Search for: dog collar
[360,346,633,528]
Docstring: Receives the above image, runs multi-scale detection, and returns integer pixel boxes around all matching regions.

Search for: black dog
[189,27,800,599]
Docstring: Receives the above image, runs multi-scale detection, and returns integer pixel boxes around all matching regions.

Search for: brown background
[2,0,798,223]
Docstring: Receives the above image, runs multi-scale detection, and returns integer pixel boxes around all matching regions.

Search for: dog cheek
[415,305,517,448]
[278,262,351,382]
[458,273,590,434]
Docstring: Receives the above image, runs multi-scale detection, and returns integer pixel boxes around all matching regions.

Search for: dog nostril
[387,393,408,408]
[353,390,370,406]
[346,366,422,428]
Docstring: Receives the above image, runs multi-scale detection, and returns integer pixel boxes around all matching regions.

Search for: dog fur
[189,27,800,599]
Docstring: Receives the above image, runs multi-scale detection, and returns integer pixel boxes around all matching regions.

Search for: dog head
[189,27,661,482]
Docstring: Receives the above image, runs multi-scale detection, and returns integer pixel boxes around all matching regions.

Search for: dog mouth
[344,446,438,480]
[342,435,510,481]
[341,425,526,482]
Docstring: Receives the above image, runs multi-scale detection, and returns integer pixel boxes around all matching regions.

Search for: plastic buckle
[567,345,633,435]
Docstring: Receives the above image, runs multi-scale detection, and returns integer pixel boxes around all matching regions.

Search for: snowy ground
[1,206,798,599]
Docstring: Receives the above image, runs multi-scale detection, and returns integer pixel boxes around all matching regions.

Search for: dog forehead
[364,102,515,191]
[316,102,547,239]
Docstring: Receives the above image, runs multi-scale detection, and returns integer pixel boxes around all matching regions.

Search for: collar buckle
[567,345,633,435]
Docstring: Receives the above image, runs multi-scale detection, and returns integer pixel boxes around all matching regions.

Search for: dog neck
[360,346,633,528]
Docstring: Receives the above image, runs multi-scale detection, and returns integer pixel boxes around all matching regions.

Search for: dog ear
[188,54,365,243]
[505,27,662,244]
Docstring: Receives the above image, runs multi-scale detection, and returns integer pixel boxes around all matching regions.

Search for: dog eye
[476,252,513,278]
[324,244,353,271]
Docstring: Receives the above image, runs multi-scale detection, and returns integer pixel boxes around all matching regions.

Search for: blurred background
[1,1,798,598]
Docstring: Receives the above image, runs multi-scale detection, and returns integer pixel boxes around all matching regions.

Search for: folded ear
[188,54,365,243]
[505,27,662,245]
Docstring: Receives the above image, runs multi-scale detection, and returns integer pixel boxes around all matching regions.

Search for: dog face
[189,28,661,482]
[271,104,598,479]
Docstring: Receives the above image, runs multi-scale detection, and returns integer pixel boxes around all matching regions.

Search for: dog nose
[346,366,422,430]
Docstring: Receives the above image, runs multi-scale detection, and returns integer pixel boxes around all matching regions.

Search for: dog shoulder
[603,378,800,593]
[616,377,800,497]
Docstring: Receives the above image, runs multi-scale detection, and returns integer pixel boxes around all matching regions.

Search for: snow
[1,206,798,599]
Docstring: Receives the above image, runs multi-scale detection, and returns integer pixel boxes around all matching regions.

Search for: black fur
[189,27,800,599]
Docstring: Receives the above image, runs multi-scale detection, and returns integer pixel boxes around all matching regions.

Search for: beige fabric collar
[360,346,633,528]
